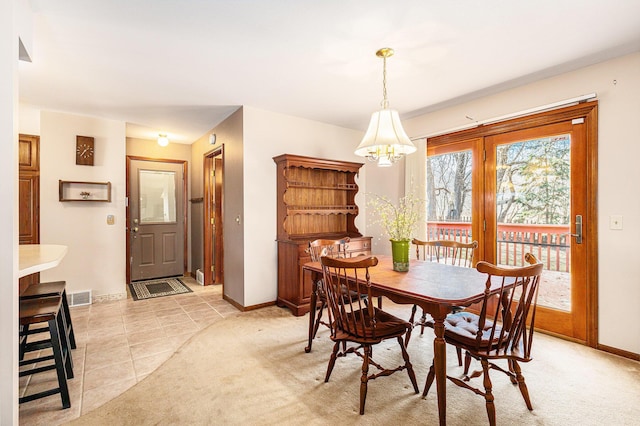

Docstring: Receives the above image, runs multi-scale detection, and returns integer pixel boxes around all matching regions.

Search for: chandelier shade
[355,108,416,158]
[355,47,416,166]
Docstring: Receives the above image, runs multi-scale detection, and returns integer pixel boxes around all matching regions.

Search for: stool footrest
[21,327,49,336]
[20,363,56,377]
[22,339,53,353]
[19,354,55,367]
[20,388,69,409]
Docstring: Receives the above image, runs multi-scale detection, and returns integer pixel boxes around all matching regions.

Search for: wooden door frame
[203,145,224,286]
[125,156,189,283]
[427,101,598,347]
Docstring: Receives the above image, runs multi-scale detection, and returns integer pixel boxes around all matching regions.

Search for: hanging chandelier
[354,47,416,167]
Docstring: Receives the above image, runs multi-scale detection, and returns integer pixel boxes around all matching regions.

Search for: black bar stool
[20,281,76,349]
[19,295,74,409]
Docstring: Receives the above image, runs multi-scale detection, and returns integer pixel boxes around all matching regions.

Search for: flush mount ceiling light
[354,48,416,167]
[157,133,169,147]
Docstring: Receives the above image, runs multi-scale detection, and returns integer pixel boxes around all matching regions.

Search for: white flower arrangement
[368,193,424,241]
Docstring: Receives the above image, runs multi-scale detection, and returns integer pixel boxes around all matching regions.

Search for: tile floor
[18,277,241,425]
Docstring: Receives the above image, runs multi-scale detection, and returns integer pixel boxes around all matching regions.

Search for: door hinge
[125,197,129,207]
[211,265,214,272]
[211,217,214,225]
[483,150,486,162]
[483,220,486,232]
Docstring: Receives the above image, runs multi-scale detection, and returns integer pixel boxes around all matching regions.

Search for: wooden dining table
[303,255,507,426]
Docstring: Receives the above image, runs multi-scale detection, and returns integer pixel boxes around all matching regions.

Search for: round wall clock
[76,136,95,166]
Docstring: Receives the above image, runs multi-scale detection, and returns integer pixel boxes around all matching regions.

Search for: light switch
[107,215,115,225]
[610,215,623,230]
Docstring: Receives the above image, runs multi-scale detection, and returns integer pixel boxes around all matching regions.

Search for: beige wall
[1,0,19,422]
[364,52,640,354]
[242,106,366,306]
[38,111,127,299]
[126,136,192,163]
[190,108,244,304]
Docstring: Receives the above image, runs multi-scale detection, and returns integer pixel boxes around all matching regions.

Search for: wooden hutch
[273,154,371,316]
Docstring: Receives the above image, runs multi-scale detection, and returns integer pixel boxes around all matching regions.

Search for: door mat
[129,278,192,301]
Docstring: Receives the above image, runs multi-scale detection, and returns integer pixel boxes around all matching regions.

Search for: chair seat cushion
[339,308,409,340]
[430,312,502,348]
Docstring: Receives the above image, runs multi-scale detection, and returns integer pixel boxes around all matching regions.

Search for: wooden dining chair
[412,238,478,267]
[407,239,478,356]
[320,255,419,414]
[421,254,544,426]
[304,238,350,352]
[455,252,542,376]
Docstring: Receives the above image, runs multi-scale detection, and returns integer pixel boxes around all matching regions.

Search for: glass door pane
[495,135,571,311]
[426,150,473,243]
[139,170,177,223]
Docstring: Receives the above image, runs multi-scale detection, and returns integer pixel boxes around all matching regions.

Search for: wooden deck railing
[427,221,571,272]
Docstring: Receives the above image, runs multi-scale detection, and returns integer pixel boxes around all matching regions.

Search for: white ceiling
[19,0,640,144]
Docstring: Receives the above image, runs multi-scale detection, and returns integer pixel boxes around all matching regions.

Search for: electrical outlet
[107,215,115,225]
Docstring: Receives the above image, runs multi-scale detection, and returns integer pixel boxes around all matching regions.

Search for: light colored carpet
[68,304,640,425]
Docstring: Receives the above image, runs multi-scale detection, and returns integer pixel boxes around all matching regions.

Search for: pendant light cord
[381,55,389,109]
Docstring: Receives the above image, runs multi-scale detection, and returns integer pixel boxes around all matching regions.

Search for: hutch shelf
[273,154,371,316]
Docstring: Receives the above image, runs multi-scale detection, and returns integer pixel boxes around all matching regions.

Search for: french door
[426,103,597,344]
[485,121,588,340]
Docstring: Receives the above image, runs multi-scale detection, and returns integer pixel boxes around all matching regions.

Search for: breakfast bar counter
[19,244,68,278]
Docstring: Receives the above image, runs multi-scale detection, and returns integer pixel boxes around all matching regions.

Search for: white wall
[363,157,406,255]
[0,0,19,422]
[18,102,39,135]
[242,106,365,306]
[38,111,127,299]
[366,52,640,354]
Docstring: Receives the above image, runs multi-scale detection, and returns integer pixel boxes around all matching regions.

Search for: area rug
[128,278,192,301]
[67,304,640,426]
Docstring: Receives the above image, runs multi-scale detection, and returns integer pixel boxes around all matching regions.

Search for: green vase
[390,239,410,272]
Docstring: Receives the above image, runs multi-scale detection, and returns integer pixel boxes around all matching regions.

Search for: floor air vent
[67,290,92,307]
